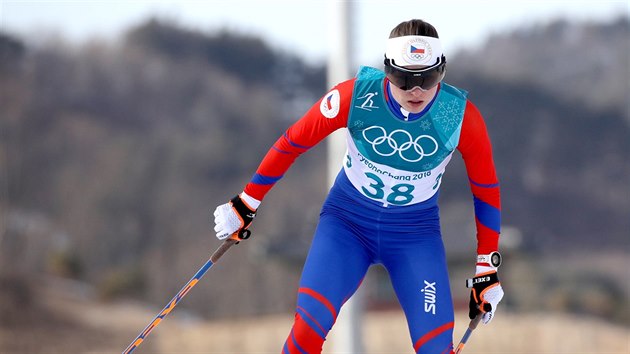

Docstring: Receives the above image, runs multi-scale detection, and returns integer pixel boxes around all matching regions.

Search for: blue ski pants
[283,173,455,354]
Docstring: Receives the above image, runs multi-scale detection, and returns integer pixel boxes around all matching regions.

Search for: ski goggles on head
[384,55,447,91]
[383,35,447,91]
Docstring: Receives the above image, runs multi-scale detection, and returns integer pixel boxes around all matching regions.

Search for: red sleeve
[243,79,356,201]
[457,101,501,254]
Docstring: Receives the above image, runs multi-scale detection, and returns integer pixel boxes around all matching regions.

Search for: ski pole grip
[469,313,482,330]
[210,229,251,262]
[210,238,239,263]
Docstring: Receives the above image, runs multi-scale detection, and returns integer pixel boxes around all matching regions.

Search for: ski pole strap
[227,228,251,247]
[237,228,251,240]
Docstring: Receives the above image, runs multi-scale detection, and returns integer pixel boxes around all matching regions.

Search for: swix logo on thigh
[421,280,437,315]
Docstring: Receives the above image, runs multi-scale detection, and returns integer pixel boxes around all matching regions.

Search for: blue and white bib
[343,66,468,207]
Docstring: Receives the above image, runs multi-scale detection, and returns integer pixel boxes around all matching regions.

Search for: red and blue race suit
[243,66,501,354]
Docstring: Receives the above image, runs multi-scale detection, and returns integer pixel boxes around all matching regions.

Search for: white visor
[385,35,444,67]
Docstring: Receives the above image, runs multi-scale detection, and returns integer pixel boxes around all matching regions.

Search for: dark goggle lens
[384,59,446,91]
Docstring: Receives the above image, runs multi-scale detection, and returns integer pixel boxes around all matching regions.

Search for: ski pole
[122,229,251,354]
[454,313,482,354]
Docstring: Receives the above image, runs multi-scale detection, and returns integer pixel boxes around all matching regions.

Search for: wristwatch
[477,251,502,268]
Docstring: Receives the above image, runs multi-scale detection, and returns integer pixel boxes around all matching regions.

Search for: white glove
[468,265,504,324]
[479,283,503,324]
[213,203,242,240]
[213,193,259,240]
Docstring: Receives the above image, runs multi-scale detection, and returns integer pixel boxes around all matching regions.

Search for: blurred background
[1,1,628,353]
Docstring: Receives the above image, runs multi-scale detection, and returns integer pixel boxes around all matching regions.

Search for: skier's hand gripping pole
[213,193,258,240]
[467,267,503,324]
[454,263,504,353]
[121,228,251,354]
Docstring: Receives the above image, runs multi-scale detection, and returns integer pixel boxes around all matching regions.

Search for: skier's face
[389,81,439,114]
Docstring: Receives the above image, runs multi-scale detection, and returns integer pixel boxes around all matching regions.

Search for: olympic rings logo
[362,126,438,162]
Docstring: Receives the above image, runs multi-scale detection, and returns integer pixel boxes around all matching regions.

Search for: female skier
[213,19,504,354]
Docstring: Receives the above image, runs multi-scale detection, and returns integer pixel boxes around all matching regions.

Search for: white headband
[385,35,444,67]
